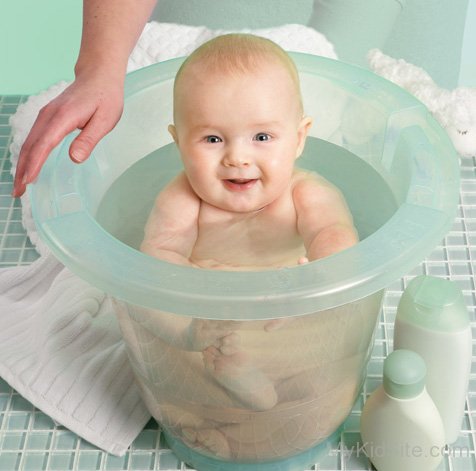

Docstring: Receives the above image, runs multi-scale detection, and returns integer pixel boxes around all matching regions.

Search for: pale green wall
[153,0,471,88]
[0,0,82,95]
[384,0,469,88]
[1,0,473,95]
[308,0,404,68]
[151,0,313,29]
[459,0,476,86]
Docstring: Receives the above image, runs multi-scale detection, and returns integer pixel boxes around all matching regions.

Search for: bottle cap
[396,275,468,332]
[383,349,426,399]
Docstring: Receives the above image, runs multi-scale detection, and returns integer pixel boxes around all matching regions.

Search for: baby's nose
[223,145,251,167]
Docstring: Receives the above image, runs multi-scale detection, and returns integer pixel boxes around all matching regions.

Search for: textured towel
[0,254,149,455]
[1,22,337,456]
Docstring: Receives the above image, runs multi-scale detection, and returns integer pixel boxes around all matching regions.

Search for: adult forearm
[75,0,157,79]
[11,0,158,198]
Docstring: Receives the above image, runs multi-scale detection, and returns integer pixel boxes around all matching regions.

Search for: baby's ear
[295,116,313,159]
[168,124,178,144]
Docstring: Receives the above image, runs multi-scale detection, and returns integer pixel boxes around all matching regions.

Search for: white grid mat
[1,95,475,470]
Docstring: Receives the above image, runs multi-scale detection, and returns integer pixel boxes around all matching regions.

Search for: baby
[140,33,357,270]
[136,34,360,457]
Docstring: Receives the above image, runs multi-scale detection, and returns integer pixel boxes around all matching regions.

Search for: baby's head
[169,34,313,213]
[172,33,305,121]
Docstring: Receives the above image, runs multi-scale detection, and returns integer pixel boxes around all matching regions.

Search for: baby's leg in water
[276,353,365,403]
[222,376,357,461]
[182,427,232,459]
[128,306,240,352]
[160,404,232,459]
[185,319,241,351]
[203,334,278,411]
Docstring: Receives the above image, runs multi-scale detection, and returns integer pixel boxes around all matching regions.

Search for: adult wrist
[74,55,127,84]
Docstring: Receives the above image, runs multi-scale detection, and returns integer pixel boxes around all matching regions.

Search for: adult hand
[12,72,124,197]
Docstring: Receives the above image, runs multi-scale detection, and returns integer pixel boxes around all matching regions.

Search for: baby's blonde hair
[173,33,303,113]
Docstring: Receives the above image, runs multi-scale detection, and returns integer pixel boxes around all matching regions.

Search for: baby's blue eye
[254,133,271,142]
[206,135,222,143]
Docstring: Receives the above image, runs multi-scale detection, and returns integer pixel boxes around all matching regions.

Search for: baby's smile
[222,178,259,191]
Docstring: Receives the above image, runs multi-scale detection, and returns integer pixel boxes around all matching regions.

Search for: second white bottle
[360,349,445,471]
[394,275,472,444]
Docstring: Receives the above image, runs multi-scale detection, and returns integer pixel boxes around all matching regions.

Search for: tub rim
[30,53,460,319]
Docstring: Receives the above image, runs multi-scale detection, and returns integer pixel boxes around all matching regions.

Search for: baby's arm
[141,172,200,266]
[294,176,358,261]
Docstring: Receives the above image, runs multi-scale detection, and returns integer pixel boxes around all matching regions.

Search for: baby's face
[169,61,312,213]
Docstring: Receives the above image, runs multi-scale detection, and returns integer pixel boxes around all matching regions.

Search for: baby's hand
[195,259,269,271]
[194,259,241,270]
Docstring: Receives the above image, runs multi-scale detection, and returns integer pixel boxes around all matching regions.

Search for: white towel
[0,22,337,456]
[0,254,149,456]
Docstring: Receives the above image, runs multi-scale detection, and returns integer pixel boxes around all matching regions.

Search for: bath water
[96,137,397,251]
[97,138,392,461]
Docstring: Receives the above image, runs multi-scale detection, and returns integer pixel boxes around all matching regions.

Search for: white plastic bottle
[360,349,445,471]
[394,275,472,444]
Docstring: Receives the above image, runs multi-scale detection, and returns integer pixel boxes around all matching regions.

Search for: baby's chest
[193,206,303,262]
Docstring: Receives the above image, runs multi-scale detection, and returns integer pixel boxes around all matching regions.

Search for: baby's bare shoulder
[291,169,342,203]
[155,171,197,205]
[291,168,355,235]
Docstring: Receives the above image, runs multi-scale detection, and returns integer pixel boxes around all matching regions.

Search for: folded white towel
[0,254,150,455]
[1,22,337,456]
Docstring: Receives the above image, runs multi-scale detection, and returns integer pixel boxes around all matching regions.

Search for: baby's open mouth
[228,178,254,184]
[223,178,258,191]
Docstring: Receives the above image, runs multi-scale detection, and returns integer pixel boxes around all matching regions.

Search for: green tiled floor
[1,95,475,470]
[0,96,38,267]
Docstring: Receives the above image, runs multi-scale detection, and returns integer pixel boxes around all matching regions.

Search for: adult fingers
[69,106,123,163]
[12,79,124,198]
[12,104,88,197]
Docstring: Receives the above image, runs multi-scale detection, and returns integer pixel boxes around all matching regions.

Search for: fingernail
[21,173,29,185]
[11,185,23,198]
[70,149,85,163]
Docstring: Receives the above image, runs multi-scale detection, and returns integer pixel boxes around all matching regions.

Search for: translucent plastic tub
[31,53,459,470]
